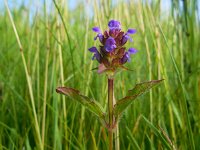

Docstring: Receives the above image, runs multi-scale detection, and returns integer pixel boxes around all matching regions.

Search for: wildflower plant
[56,20,163,150]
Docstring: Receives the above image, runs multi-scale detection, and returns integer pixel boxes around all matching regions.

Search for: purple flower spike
[89,20,138,72]
[105,37,117,52]
[127,29,137,34]
[128,48,138,54]
[108,20,121,30]
[88,47,101,62]
[92,27,101,33]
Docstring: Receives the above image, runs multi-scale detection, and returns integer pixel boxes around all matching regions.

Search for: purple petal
[108,20,121,30]
[126,53,131,62]
[94,33,103,42]
[127,29,137,34]
[121,52,130,63]
[105,37,116,52]
[93,53,101,62]
[88,47,98,53]
[92,27,101,33]
[121,48,138,64]
[128,48,138,54]
[122,34,133,45]
[122,34,129,45]
[89,47,101,62]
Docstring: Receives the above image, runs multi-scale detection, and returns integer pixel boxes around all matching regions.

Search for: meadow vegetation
[0,0,200,149]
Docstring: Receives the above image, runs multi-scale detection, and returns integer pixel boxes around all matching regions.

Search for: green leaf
[114,79,164,117]
[56,87,105,120]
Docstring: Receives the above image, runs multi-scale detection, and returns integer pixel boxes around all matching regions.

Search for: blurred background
[0,0,200,149]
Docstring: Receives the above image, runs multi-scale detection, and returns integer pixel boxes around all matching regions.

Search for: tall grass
[0,0,200,149]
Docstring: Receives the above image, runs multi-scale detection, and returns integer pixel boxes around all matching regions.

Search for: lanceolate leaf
[56,87,105,120]
[114,79,164,117]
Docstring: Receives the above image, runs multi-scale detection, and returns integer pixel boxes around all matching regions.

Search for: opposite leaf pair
[56,79,164,129]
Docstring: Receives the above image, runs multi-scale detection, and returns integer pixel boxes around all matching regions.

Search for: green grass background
[0,0,200,149]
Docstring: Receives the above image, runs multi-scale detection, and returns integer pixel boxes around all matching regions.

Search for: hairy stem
[108,78,114,150]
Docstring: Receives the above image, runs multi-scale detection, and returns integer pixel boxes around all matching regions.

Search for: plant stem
[113,92,120,150]
[108,78,114,150]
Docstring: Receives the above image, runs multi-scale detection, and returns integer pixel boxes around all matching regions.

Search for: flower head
[89,20,138,74]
